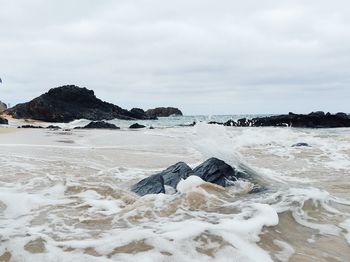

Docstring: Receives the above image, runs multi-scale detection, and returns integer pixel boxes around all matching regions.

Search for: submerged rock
[291,143,310,147]
[0,116,8,125]
[192,158,237,187]
[76,121,120,129]
[46,125,61,129]
[146,107,183,118]
[131,157,258,196]
[6,85,153,122]
[18,125,44,128]
[131,174,165,196]
[129,123,146,129]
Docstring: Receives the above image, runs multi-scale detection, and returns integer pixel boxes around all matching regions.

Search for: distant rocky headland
[3,85,182,123]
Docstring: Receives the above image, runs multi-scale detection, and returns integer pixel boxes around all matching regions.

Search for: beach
[0,121,350,261]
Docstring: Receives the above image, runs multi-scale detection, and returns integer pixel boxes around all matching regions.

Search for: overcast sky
[0,0,349,114]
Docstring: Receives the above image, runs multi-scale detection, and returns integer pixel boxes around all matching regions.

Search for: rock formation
[131,157,256,196]
[6,85,155,123]
[208,112,350,128]
[146,107,183,118]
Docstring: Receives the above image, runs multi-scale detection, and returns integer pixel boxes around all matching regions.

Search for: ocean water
[0,116,350,261]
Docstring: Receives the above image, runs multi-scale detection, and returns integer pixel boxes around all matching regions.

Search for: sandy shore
[0,127,19,134]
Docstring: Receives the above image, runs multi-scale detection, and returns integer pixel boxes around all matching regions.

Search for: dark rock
[0,101,7,113]
[0,116,8,125]
[47,125,61,129]
[130,158,262,196]
[208,121,224,125]
[6,85,153,123]
[129,123,146,129]
[250,112,350,128]
[149,126,155,129]
[192,157,237,187]
[76,121,120,129]
[179,121,196,127]
[131,174,165,196]
[18,125,44,128]
[146,107,183,118]
[223,120,237,126]
[292,143,310,147]
[158,162,193,189]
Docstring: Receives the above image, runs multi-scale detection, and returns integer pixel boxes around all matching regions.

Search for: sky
[0,0,349,115]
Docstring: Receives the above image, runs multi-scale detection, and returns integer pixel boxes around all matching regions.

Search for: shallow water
[0,122,349,261]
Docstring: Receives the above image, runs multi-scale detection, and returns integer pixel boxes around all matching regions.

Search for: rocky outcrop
[0,116,8,125]
[131,157,256,196]
[6,85,154,123]
[251,112,350,128]
[146,107,183,118]
[208,112,350,128]
[129,123,146,129]
[76,121,120,129]
[0,101,7,113]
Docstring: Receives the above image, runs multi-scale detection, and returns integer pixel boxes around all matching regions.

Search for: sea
[0,115,349,261]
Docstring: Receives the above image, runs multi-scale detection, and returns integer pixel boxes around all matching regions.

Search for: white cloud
[0,0,349,114]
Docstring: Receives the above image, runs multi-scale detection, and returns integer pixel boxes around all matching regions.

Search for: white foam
[176,176,206,193]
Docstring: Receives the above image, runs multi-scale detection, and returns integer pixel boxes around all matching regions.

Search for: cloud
[0,0,350,114]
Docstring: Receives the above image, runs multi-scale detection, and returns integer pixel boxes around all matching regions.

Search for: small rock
[129,123,146,129]
[46,125,61,129]
[77,121,120,129]
[291,143,310,147]
[18,125,44,128]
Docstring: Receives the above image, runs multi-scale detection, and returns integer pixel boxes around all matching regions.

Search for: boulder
[131,174,165,196]
[131,158,259,196]
[0,101,7,113]
[6,85,153,122]
[158,162,193,189]
[192,158,238,187]
[146,107,183,118]
[0,116,8,125]
[129,123,146,129]
[76,121,120,129]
